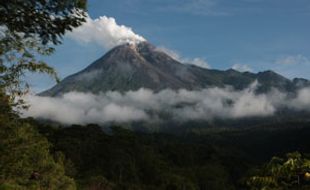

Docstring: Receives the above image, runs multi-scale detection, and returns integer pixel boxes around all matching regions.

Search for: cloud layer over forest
[22,83,310,125]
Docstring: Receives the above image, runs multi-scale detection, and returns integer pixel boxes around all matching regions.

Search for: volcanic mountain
[41,42,309,96]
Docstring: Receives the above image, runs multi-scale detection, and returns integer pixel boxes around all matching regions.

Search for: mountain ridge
[41,42,309,96]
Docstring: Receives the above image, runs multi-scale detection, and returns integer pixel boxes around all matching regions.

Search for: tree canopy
[0,1,87,189]
[0,0,86,103]
[246,152,310,190]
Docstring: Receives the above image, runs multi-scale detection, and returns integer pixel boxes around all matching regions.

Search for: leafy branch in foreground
[0,0,87,106]
[0,1,87,189]
[246,152,310,190]
[0,30,58,106]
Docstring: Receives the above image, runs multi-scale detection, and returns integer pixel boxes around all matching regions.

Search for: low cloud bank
[22,83,310,125]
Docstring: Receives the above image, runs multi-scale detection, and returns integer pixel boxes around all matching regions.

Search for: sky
[29,0,310,92]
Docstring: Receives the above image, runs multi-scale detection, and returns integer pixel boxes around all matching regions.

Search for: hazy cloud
[68,14,146,49]
[157,46,211,69]
[22,83,310,125]
[188,58,211,69]
[232,64,253,72]
[290,88,310,111]
[23,92,148,124]
[276,55,310,65]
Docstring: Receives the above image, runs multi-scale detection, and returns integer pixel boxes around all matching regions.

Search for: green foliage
[0,1,88,188]
[0,0,87,45]
[78,176,115,190]
[0,32,59,103]
[246,152,310,190]
[34,122,310,190]
[0,111,76,189]
[0,0,87,105]
[0,90,11,114]
[0,55,77,189]
[37,125,252,190]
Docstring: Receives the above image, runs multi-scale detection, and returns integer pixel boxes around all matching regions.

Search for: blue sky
[30,0,310,92]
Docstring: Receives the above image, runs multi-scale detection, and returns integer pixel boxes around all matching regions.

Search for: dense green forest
[2,95,310,190]
[0,92,77,189]
[19,119,310,190]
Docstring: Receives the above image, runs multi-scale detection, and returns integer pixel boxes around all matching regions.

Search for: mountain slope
[41,42,309,96]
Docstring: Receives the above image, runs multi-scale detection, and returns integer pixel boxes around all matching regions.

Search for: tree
[0,111,77,189]
[0,1,88,189]
[0,0,87,105]
[246,152,310,190]
[0,0,87,45]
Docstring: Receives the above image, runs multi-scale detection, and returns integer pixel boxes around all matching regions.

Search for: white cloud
[156,47,180,60]
[276,54,310,65]
[189,58,211,69]
[23,92,148,124]
[22,83,310,125]
[66,14,211,69]
[231,92,274,117]
[232,64,253,72]
[68,14,146,49]
[290,88,310,111]
[273,55,310,79]
[157,46,211,69]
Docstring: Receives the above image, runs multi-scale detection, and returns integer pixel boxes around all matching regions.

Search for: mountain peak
[40,43,310,96]
[102,41,156,61]
[136,41,156,51]
[111,41,154,52]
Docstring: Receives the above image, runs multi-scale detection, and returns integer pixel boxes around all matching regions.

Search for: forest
[2,106,310,189]
[33,120,310,190]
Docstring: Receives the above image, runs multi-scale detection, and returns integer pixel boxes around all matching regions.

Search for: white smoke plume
[68,14,146,49]
[66,15,211,69]
[21,83,310,125]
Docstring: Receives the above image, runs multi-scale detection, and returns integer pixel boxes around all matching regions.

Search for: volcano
[41,42,309,96]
